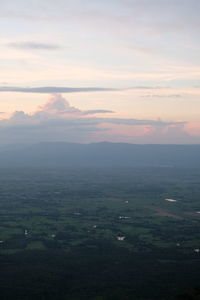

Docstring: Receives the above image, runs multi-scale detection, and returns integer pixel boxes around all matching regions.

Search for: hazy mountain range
[0,142,200,168]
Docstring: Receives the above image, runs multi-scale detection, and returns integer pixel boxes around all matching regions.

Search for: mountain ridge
[0,142,200,168]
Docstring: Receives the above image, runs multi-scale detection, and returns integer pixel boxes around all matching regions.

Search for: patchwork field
[0,167,200,299]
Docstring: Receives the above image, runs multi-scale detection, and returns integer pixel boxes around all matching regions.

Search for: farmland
[0,167,200,299]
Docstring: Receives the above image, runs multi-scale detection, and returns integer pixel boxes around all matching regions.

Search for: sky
[0,0,200,144]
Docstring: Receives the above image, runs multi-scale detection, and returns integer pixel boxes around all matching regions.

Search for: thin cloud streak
[7,42,61,50]
[142,94,182,98]
[0,86,119,93]
[0,86,169,94]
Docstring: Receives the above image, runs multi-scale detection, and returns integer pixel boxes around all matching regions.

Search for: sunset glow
[0,0,200,144]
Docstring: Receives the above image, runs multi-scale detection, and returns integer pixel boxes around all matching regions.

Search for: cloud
[184,122,200,136]
[36,94,114,116]
[82,110,113,115]
[128,86,168,90]
[3,0,199,35]
[142,94,182,98]
[0,86,118,94]
[0,85,169,94]
[101,118,185,127]
[7,42,60,50]
[8,93,182,127]
[37,94,81,115]
[1,0,199,49]
[0,93,187,144]
[127,45,154,54]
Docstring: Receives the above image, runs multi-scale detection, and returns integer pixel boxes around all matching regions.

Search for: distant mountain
[0,142,200,168]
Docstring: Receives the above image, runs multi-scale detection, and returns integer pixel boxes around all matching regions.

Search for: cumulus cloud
[37,94,81,115]
[7,42,60,50]
[36,94,114,116]
[0,94,187,144]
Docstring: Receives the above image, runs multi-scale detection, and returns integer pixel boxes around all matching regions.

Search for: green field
[0,167,200,299]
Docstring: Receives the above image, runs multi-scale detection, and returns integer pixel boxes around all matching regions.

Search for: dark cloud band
[0,86,168,94]
[0,86,118,93]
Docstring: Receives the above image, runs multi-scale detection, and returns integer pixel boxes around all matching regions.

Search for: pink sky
[0,0,200,144]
